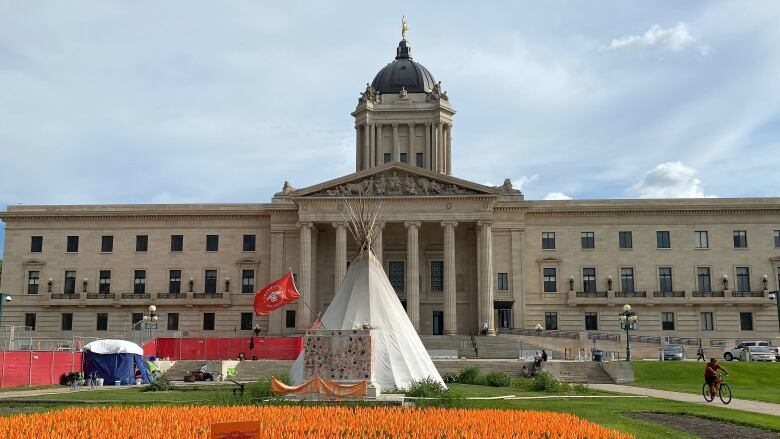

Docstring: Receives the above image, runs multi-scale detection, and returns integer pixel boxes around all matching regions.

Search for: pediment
[291,163,502,198]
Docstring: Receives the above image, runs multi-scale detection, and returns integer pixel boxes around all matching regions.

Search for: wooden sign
[211,420,261,439]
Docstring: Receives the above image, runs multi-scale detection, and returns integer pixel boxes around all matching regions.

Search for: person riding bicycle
[704,358,727,398]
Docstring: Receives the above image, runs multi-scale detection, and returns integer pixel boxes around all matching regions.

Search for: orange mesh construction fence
[0,406,633,438]
[270,375,367,397]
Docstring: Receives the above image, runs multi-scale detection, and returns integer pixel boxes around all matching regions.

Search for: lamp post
[0,293,12,330]
[769,292,780,333]
[619,304,638,361]
[142,305,159,341]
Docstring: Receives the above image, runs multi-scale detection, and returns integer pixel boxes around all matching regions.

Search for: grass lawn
[632,360,780,404]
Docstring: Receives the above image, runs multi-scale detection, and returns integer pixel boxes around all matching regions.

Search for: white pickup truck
[723,340,780,361]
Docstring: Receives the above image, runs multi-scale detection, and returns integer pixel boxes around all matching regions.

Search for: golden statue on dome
[401,16,409,39]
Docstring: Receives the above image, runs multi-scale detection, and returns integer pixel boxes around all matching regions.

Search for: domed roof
[370,39,437,94]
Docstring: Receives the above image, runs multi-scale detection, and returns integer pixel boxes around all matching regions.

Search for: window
[774,230,780,248]
[243,234,256,252]
[740,312,753,331]
[658,267,673,293]
[241,270,255,294]
[205,270,217,294]
[240,313,253,330]
[498,309,511,328]
[541,232,555,250]
[582,268,596,293]
[101,235,113,252]
[136,235,148,252]
[700,312,714,331]
[696,267,711,292]
[400,152,408,163]
[581,232,595,249]
[388,261,405,292]
[203,313,215,331]
[585,312,598,331]
[733,230,747,248]
[30,236,43,253]
[416,153,424,167]
[620,268,635,293]
[66,236,79,253]
[25,313,36,330]
[99,270,111,294]
[661,312,675,330]
[656,231,670,249]
[61,313,73,331]
[170,235,183,252]
[27,271,39,294]
[167,313,179,331]
[285,310,296,328]
[695,231,709,249]
[497,273,509,291]
[133,270,146,294]
[736,267,750,292]
[618,231,632,249]
[96,313,108,331]
[383,153,391,163]
[543,268,557,293]
[206,235,219,251]
[64,271,76,295]
[544,312,558,330]
[430,261,443,292]
[131,313,143,330]
[169,270,181,294]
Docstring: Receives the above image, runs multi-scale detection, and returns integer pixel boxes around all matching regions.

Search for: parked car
[723,340,774,361]
[744,346,776,362]
[661,344,685,361]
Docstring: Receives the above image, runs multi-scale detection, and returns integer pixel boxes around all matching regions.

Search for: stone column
[432,123,439,172]
[442,220,458,335]
[355,125,361,172]
[268,230,285,335]
[408,122,415,164]
[424,123,432,170]
[445,124,452,175]
[437,123,444,173]
[362,124,370,170]
[510,229,524,329]
[478,220,495,335]
[405,221,421,331]
[369,124,376,168]
[373,223,384,264]
[333,222,347,291]
[376,124,383,164]
[392,123,400,162]
[297,222,313,330]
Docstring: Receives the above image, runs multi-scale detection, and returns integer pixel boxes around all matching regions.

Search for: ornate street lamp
[619,304,638,361]
[0,293,12,329]
[142,305,159,340]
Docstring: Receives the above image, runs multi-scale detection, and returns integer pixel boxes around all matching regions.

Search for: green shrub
[442,372,460,384]
[457,367,484,385]
[530,370,571,393]
[573,383,589,394]
[144,377,174,392]
[484,371,512,387]
[406,378,448,398]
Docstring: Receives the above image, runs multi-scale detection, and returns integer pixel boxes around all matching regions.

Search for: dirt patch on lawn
[628,412,778,439]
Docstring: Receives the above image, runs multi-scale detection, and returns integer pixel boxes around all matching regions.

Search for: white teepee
[290,200,445,390]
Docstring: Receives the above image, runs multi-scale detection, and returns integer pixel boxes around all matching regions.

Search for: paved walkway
[0,385,135,400]
[591,384,780,417]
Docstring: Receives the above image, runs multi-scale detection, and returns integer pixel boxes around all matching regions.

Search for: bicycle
[702,372,731,404]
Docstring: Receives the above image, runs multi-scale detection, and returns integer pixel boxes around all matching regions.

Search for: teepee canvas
[290,200,444,390]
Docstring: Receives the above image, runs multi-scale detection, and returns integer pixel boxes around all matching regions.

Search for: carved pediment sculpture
[428,81,449,102]
[359,83,380,104]
[311,171,480,197]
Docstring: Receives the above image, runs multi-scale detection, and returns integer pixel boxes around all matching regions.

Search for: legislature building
[1,35,779,347]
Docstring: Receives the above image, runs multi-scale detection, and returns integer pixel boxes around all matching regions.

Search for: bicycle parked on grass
[702,372,731,404]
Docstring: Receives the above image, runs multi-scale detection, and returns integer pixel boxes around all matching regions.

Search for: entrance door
[432,311,444,335]
[498,309,511,329]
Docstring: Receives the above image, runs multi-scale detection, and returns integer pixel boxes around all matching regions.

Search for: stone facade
[1,37,779,348]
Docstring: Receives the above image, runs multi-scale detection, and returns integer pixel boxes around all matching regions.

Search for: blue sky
[2,1,780,254]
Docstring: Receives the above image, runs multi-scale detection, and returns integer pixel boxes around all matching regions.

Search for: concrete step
[550,362,614,384]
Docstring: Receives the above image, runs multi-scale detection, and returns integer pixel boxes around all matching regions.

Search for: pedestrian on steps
[542,350,548,362]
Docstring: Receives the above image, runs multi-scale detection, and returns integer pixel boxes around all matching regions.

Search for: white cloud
[632,162,716,198]
[543,192,573,200]
[607,23,709,54]
[512,175,538,191]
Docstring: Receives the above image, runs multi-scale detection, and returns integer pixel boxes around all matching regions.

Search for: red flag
[254,272,300,316]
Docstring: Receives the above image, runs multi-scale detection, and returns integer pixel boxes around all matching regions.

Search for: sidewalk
[591,384,780,417]
[0,385,135,400]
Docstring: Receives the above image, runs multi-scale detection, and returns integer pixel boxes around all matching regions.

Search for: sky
[1,1,780,254]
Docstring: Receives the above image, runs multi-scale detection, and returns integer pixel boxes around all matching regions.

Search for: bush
[406,378,447,398]
[441,372,459,384]
[145,377,174,392]
[530,370,571,393]
[484,371,512,388]
[573,383,589,394]
[457,367,484,385]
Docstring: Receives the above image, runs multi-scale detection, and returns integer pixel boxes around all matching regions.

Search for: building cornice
[0,203,286,222]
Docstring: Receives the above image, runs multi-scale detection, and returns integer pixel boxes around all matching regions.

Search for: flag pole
[288,267,326,331]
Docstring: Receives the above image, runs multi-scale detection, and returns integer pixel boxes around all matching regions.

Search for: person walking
[482,320,489,336]
[697,344,706,361]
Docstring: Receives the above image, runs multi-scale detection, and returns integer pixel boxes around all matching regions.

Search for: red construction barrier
[0,351,82,389]
[150,337,302,361]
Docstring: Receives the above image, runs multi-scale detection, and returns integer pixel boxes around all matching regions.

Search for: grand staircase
[419,334,558,359]
[234,360,295,381]
[552,361,614,384]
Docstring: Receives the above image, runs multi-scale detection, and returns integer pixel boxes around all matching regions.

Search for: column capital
[425,122,432,128]
[435,122,443,128]
[477,219,493,228]
[392,122,399,129]
[331,222,348,229]
[297,221,314,229]
[404,221,422,229]
[441,220,459,228]
[408,121,416,128]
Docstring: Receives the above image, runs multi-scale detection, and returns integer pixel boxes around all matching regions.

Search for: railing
[515,329,580,339]
[588,332,620,341]
[50,293,79,299]
[193,293,224,299]
[122,293,151,299]
[628,335,661,345]
[692,291,725,297]
[653,290,686,298]
[732,291,765,298]
[158,293,185,299]
[614,291,647,298]
[86,293,115,299]
[575,291,608,298]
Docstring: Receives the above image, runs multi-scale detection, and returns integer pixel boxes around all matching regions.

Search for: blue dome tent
[83,339,152,385]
